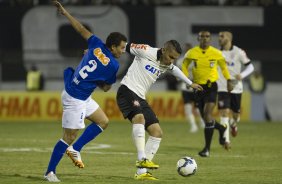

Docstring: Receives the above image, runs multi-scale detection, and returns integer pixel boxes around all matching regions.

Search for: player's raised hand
[190,83,203,91]
[53,0,67,15]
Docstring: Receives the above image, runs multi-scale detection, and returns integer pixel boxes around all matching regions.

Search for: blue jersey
[64,35,119,100]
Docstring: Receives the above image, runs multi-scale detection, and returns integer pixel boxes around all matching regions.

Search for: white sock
[132,124,146,161]
[184,104,197,130]
[137,168,147,175]
[145,136,162,161]
[220,117,230,143]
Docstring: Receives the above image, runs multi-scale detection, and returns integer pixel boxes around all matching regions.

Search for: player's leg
[194,88,211,157]
[182,91,198,132]
[199,82,223,157]
[116,86,146,161]
[217,92,231,150]
[72,101,108,152]
[45,90,83,181]
[143,103,162,162]
[229,94,242,137]
[116,85,158,172]
[230,112,239,137]
[145,124,162,161]
[71,107,107,154]
[65,96,103,168]
[131,114,146,161]
[131,113,159,169]
[219,109,231,150]
[130,113,159,179]
[134,102,160,180]
[45,129,79,180]
[198,102,216,157]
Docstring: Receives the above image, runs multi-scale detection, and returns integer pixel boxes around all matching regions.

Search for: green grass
[0,121,282,184]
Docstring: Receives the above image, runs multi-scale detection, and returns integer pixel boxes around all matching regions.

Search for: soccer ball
[176,157,197,177]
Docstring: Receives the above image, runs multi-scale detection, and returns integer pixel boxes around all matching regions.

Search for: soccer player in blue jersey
[44,1,127,182]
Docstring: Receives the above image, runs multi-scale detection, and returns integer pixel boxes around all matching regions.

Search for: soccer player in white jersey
[116,41,203,180]
[176,43,205,133]
[217,31,254,149]
[44,1,127,182]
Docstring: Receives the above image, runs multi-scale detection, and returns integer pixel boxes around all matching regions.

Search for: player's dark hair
[166,40,182,54]
[106,32,127,48]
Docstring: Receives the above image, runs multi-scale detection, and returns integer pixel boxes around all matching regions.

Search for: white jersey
[121,43,173,99]
[217,45,250,93]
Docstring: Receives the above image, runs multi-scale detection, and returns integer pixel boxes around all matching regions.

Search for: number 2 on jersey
[79,60,97,79]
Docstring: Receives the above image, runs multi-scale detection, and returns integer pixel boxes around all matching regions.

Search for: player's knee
[132,114,145,123]
[154,129,163,138]
[149,130,163,138]
[203,114,212,123]
[63,133,76,145]
[147,125,163,138]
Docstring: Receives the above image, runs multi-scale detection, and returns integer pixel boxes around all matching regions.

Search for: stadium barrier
[0,91,250,122]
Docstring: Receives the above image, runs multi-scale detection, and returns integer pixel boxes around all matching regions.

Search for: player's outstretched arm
[170,65,203,91]
[53,0,92,40]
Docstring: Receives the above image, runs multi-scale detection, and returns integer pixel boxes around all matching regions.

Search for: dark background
[0,5,281,82]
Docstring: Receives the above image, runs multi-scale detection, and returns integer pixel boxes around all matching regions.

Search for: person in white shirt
[217,31,254,149]
[116,40,203,180]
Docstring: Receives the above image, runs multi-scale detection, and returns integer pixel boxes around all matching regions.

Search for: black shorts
[116,85,159,129]
[181,91,195,104]
[217,92,242,113]
[194,82,218,110]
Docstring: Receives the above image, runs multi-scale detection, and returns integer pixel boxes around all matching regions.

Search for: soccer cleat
[136,158,159,169]
[134,172,159,180]
[198,148,210,157]
[66,146,84,168]
[230,124,238,137]
[44,171,60,182]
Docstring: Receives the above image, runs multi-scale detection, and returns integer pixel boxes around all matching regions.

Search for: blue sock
[73,123,103,152]
[46,139,69,175]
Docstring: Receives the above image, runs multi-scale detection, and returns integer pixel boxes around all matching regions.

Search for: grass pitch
[0,121,282,184]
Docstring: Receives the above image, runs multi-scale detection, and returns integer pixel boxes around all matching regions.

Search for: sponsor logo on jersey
[130,43,148,50]
[145,65,161,76]
[94,48,110,66]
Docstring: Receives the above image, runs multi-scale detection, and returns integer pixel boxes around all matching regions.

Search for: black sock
[204,122,214,151]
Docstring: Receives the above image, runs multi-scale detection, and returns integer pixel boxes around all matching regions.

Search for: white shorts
[61,90,99,129]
